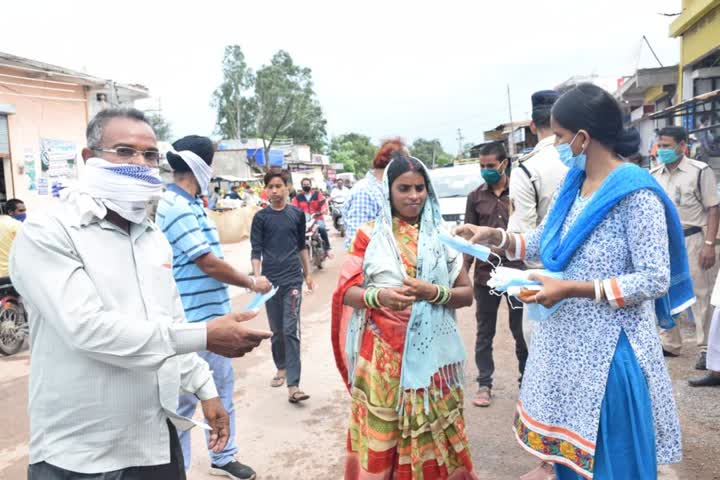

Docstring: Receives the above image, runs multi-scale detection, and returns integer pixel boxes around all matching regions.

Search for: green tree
[211,45,256,141]
[410,138,453,167]
[147,113,172,142]
[253,51,327,167]
[328,133,376,175]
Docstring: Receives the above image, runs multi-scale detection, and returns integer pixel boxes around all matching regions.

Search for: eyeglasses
[93,147,163,166]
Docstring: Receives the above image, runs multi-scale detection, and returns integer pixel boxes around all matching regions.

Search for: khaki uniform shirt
[651,156,719,228]
[507,135,568,234]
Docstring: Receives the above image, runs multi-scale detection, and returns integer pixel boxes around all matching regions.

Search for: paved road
[0,235,717,479]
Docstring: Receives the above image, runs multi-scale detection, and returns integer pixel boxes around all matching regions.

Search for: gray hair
[86,107,149,149]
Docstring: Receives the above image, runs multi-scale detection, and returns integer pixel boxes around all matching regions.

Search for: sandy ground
[0,233,718,479]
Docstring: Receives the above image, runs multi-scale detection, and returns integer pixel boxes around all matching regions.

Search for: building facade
[0,52,148,214]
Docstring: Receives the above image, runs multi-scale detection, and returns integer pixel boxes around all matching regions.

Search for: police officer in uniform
[508,90,568,346]
[508,91,569,480]
[652,126,720,371]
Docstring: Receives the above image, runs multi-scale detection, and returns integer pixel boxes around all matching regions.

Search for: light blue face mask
[526,301,564,322]
[245,285,279,311]
[438,231,496,263]
[656,147,679,165]
[555,132,587,170]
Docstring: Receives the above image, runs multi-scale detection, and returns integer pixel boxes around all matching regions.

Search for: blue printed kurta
[511,189,682,478]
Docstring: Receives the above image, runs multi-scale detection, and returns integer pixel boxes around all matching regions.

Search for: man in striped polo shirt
[157,135,271,480]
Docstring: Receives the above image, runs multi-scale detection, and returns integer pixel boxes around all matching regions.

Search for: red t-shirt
[292,190,326,220]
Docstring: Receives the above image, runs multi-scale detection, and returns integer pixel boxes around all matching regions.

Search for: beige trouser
[661,231,719,354]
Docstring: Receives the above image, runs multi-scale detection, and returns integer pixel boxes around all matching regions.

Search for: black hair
[386,152,428,188]
[478,142,508,162]
[214,187,220,193]
[657,126,688,145]
[167,135,214,173]
[264,170,289,186]
[532,106,552,129]
[86,108,149,148]
[552,83,640,157]
[5,198,24,214]
[301,177,312,185]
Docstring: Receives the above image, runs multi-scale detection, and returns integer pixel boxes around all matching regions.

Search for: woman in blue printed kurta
[456,84,683,479]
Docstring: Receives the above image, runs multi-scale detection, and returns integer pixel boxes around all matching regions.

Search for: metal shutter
[0,115,8,156]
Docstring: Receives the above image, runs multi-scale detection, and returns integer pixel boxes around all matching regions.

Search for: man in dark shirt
[251,170,315,404]
[464,142,528,408]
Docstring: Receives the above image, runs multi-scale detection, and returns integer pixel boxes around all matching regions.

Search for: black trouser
[474,285,528,389]
[317,221,331,251]
[28,421,186,480]
[265,284,303,387]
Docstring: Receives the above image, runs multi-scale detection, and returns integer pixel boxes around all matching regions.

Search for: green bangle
[439,286,451,305]
[374,288,384,309]
[364,288,373,309]
[444,288,452,305]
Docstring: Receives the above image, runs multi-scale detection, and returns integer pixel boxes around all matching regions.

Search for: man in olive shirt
[651,126,720,370]
[464,142,528,408]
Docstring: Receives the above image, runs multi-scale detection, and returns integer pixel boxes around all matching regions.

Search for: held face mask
[245,285,279,311]
[438,230,500,264]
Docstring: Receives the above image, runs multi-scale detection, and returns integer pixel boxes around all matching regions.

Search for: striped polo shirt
[156,184,231,323]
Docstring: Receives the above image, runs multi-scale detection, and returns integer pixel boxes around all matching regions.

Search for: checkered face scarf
[82,157,163,223]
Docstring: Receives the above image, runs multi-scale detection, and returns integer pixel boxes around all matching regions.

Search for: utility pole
[456,128,465,159]
[506,84,515,156]
[431,143,437,168]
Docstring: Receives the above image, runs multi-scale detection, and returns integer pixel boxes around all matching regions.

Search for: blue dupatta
[540,163,694,328]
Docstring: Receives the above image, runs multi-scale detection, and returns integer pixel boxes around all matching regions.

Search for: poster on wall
[40,138,77,182]
[23,149,36,192]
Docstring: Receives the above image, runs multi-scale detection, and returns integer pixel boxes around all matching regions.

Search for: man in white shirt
[507,90,567,480]
[330,179,349,203]
[11,108,272,480]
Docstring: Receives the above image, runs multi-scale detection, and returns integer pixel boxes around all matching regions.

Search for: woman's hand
[453,225,500,246]
[525,274,570,308]
[378,288,416,311]
[402,277,438,302]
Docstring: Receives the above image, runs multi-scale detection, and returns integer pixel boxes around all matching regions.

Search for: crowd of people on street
[2,80,720,480]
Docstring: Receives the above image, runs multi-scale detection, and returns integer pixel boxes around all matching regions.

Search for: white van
[428,164,483,230]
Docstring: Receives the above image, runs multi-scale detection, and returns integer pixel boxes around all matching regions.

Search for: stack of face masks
[487,267,565,321]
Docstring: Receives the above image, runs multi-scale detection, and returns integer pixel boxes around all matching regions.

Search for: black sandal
[288,391,310,403]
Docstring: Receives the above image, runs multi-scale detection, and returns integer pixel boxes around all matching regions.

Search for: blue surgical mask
[555,132,587,170]
[11,213,26,222]
[656,148,679,165]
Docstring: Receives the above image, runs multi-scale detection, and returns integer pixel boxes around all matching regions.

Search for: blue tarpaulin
[246,148,284,167]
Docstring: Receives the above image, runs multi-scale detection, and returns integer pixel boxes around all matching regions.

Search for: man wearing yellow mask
[651,126,720,370]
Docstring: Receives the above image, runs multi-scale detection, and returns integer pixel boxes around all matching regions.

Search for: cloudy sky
[4,0,681,152]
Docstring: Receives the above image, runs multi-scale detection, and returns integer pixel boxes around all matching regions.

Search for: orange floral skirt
[344,329,477,480]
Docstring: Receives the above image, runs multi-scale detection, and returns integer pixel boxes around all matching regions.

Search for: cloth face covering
[83,157,163,223]
[170,149,212,196]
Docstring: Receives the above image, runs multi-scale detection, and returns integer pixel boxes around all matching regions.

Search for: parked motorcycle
[0,279,28,356]
[305,214,326,271]
[330,198,346,237]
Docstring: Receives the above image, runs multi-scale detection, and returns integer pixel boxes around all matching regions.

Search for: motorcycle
[305,214,326,271]
[0,279,28,356]
[330,197,346,237]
